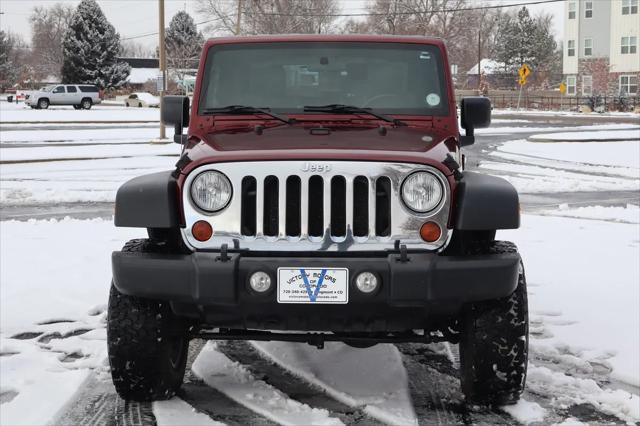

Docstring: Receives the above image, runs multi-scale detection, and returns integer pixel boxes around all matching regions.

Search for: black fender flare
[114,171,182,228]
[453,171,520,230]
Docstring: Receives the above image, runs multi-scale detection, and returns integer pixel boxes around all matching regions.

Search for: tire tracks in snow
[217,340,384,426]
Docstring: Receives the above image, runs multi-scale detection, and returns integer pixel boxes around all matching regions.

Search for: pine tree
[494,7,557,71]
[165,11,204,82]
[61,0,130,89]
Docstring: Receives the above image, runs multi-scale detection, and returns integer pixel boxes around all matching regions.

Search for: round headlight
[190,171,232,212]
[401,171,443,213]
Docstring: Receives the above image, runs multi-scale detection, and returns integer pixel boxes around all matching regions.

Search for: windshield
[43,85,56,92]
[199,42,449,116]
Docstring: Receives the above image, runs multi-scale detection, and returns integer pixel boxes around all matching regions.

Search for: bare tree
[197,0,340,35]
[29,3,74,79]
[120,40,155,58]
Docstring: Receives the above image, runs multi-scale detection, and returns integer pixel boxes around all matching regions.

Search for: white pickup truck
[25,84,102,110]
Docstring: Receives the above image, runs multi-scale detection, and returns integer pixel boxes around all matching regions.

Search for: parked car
[125,92,159,108]
[25,84,101,109]
[109,35,527,407]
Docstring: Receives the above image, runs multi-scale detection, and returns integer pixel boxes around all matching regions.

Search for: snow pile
[153,398,224,426]
[529,129,640,142]
[501,399,547,424]
[192,342,343,426]
[527,365,639,424]
[251,341,418,425]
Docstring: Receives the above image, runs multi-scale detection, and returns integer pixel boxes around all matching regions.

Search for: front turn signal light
[420,221,441,242]
[192,220,213,241]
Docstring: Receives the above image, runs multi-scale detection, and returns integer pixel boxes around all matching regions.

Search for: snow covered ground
[0,102,159,122]
[1,212,638,425]
[480,138,640,194]
[1,106,639,424]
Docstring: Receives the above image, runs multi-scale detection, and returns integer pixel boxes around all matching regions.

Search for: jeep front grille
[181,161,451,252]
[237,174,393,239]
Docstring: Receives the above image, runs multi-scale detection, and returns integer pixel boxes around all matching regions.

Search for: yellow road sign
[518,64,531,79]
[559,82,567,94]
[519,77,527,86]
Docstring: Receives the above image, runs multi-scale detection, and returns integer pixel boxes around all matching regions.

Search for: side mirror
[459,96,491,147]
[161,96,190,144]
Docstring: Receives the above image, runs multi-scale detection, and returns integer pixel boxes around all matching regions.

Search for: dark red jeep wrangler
[109,35,528,406]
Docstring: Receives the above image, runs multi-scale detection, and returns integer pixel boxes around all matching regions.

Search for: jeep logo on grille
[301,162,332,172]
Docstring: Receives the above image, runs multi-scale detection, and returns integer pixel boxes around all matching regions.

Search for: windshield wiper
[303,104,406,126]
[202,105,292,125]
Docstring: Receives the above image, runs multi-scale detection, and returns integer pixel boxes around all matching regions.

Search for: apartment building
[563,0,639,97]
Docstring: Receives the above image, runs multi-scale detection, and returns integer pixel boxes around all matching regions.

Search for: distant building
[465,59,509,89]
[118,58,160,90]
[563,0,639,97]
[117,57,197,93]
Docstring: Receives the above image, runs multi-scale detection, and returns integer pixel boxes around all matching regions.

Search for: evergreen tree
[165,11,204,81]
[0,30,22,88]
[61,0,130,89]
[494,7,557,71]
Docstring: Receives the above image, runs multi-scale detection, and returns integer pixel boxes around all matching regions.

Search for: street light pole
[158,0,166,139]
[235,0,243,35]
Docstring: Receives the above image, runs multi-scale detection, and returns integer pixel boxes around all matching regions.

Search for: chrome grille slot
[308,175,324,237]
[353,176,369,237]
[375,177,392,237]
[182,161,451,252]
[330,176,347,237]
[240,176,256,236]
[263,176,278,237]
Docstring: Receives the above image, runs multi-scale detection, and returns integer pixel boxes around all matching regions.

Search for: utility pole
[158,0,166,139]
[235,0,243,35]
[477,29,482,92]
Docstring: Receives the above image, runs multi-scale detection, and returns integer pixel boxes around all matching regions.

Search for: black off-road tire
[459,241,528,406]
[107,239,189,401]
[81,98,92,109]
[37,98,49,109]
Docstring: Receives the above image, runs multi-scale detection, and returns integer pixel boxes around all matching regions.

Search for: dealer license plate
[277,267,349,304]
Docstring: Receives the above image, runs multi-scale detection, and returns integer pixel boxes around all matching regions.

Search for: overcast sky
[0,0,565,49]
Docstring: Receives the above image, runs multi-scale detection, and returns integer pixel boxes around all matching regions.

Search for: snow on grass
[0,141,178,162]
[0,102,159,122]
[539,204,640,223]
[494,138,640,169]
[501,399,547,424]
[479,161,639,193]
[191,342,343,426]
[529,129,640,142]
[0,156,175,205]
[501,215,640,388]
[476,123,638,136]
[492,109,640,118]
[481,138,640,193]
[1,127,170,144]
[153,398,225,426]
[251,341,417,426]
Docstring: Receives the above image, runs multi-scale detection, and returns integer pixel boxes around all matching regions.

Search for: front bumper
[112,249,520,331]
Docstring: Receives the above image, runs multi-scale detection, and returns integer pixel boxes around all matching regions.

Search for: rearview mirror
[161,96,190,144]
[460,96,491,147]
